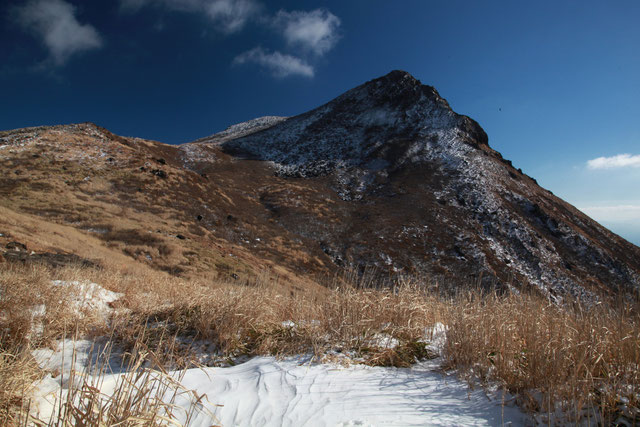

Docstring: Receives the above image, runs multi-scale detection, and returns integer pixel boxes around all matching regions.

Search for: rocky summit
[2,71,639,300]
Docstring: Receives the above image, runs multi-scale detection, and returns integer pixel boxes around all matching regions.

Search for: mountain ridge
[183,70,640,300]
[202,70,488,177]
[1,71,639,302]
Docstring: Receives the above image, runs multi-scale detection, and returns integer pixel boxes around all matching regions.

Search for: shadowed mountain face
[1,71,639,300]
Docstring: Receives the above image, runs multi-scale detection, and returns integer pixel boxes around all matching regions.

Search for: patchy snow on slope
[213,116,289,139]
[179,142,220,170]
[29,281,122,339]
[181,117,289,168]
[0,123,130,168]
[193,116,289,146]
[50,280,122,316]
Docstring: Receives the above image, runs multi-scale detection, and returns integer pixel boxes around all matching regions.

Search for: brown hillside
[1,71,639,301]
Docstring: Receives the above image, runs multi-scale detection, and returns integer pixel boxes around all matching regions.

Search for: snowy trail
[30,324,527,426]
[167,357,524,426]
[32,352,526,426]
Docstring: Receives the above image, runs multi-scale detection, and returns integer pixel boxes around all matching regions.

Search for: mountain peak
[195,70,487,181]
[375,69,421,86]
[344,69,447,112]
[176,70,640,298]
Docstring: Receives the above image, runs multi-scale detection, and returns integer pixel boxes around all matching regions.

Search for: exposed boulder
[151,169,167,179]
[6,241,27,252]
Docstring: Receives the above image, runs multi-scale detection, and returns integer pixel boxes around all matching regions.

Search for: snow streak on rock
[193,116,289,145]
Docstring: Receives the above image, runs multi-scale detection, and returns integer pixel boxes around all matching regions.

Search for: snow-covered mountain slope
[187,70,640,300]
[192,116,288,145]
[217,71,486,177]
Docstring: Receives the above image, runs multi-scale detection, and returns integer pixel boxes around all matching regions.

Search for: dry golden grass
[0,347,42,425]
[443,289,640,423]
[39,342,217,427]
[1,261,639,424]
[0,264,86,348]
[107,272,443,368]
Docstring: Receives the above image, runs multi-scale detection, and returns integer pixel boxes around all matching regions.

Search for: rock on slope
[188,70,640,300]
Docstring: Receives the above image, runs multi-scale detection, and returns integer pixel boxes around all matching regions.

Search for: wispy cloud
[233,47,313,78]
[587,154,640,170]
[206,0,261,33]
[273,9,341,56]
[15,0,103,66]
[120,0,260,34]
[120,1,340,78]
[234,8,341,78]
[580,205,640,223]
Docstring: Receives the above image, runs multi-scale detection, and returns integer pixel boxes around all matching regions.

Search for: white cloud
[580,205,640,223]
[274,9,341,56]
[587,154,640,170]
[233,47,313,77]
[118,2,341,77]
[204,0,260,33]
[120,0,260,34]
[16,0,103,66]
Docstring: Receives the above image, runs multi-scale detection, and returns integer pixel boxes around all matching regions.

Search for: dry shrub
[365,341,438,368]
[157,244,173,256]
[99,228,162,247]
[442,290,640,423]
[109,278,445,367]
[0,347,42,425]
[0,263,82,348]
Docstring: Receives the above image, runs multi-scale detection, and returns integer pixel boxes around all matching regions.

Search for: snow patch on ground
[29,338,526,427]
[30,339,125,423]
[29,280,122,339]
[51,280,122,315]
[177,356,525,427]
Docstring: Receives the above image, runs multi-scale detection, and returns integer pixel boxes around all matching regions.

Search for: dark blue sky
[1,0,639,244]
